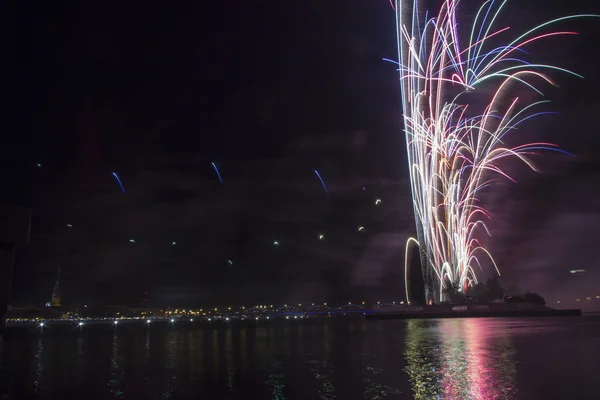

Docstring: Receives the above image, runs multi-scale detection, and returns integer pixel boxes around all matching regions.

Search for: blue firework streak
[211,162,223,184]
[313,169,329,195]
[112,172,125,194]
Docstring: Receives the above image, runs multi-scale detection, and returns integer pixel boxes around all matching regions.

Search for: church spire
[51,268,61,307]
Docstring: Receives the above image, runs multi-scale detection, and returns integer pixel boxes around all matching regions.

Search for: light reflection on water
[2,317,599,399]
[163,331,177,399]
[33,335,43,392]
[225,327,235,396]
[107,330,124,398]
[404,319,517,399]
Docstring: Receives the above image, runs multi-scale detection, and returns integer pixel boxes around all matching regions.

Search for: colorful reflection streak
[404,319,517,399]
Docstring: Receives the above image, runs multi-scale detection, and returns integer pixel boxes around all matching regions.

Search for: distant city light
[129,239,136,243]
[12,301,463,328]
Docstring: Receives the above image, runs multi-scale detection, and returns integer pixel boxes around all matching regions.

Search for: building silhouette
[51,268,61,307]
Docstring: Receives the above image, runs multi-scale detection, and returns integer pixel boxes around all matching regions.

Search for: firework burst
[394,0,596,303]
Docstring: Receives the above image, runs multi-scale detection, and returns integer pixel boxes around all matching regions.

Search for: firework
[112,172,126,194]
[394,0,596,303]
[211,162,224,184]
[313,169,330,194]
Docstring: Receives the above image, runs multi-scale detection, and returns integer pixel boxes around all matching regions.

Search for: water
[2,316,599,399]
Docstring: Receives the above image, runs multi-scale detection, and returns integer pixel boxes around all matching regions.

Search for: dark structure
[51,268,61,307]
[406,243,426,305]
[366,303,581,320]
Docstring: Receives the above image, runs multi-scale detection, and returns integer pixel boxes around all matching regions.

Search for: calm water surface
[2,316,599,399]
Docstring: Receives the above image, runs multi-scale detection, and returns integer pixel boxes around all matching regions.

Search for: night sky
[9,0,600,308]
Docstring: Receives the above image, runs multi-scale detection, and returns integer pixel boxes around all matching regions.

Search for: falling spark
[211,162,223,184]
[112,172,126,194]
[313,169,329,194]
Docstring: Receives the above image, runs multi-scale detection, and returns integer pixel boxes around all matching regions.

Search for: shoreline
[366,304,581,320]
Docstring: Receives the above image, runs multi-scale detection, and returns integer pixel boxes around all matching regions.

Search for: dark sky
[8,0,600,308]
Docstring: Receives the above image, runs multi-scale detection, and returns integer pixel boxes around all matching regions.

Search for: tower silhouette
[51,268,61,307]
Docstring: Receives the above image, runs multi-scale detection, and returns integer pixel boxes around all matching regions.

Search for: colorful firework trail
[112,172,126,194]
[211,162,224,184]
[393,0,596,303]
[313,169,330,195]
